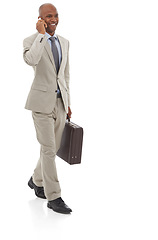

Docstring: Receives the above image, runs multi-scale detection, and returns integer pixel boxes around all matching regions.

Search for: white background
[0,0,158,239]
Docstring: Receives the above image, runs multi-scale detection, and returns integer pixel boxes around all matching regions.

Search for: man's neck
[46,31,55,36]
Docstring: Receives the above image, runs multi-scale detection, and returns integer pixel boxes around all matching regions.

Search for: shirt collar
[45,32,58,39]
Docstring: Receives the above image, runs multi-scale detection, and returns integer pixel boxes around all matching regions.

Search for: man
[23,3,72,214]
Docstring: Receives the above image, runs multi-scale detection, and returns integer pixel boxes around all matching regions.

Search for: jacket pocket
[31,84,47,92]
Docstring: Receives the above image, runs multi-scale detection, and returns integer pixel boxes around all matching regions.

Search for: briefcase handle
[67,114,70,122]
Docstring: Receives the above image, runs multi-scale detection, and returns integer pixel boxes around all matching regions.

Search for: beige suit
[23,32,70,200]
[23,32,70,113]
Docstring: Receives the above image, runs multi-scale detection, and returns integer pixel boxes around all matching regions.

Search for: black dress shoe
[47,197,72,214]
[28,177,46,199]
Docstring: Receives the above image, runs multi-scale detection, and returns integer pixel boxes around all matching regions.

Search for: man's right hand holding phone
[36,18,47,34]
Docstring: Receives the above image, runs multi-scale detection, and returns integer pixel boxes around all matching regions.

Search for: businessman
[23,3,72,214]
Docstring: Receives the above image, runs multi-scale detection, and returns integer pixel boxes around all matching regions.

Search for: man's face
[39,5,59,35]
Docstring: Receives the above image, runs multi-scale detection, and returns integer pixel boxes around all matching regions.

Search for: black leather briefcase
[57,119,83,165]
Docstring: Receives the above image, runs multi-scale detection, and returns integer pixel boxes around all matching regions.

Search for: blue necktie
[49,36,59,73]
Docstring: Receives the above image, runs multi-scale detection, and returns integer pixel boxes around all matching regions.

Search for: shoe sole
[47,203,71,214]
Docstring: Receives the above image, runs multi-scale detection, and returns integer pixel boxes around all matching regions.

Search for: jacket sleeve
[64,41,71,106]
[23,33,48,66]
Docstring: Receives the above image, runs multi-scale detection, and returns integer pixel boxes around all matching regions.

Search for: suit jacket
[23,32,70,114]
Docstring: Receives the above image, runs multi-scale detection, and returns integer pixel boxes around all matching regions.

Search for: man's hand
[67,106,72,120]
[36,18,47,34]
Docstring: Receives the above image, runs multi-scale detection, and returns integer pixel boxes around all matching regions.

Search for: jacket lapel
[44,35,65,75]
[44,42,57,73]
[57,35,65,74]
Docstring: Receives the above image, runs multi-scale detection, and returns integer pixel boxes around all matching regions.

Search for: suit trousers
[32,97,67,201]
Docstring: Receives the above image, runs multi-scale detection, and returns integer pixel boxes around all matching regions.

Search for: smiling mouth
[50,23,57,26]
